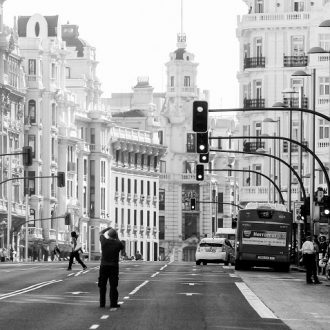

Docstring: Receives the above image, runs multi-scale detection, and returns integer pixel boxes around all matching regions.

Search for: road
[0,261,326,330]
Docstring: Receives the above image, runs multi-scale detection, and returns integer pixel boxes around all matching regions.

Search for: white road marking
[89,325,99,329]
[151,272,159,278]
[235,282,277,319]
[66,291,88,295]
[229,273,239,277]
[159,265,167,271]
[123,296,130,299]
[177,293,201,296]
[129,280,149,295]
[100,315,109,320]
[0,280,63,300]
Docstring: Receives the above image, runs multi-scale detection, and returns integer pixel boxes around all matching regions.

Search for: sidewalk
[238,267,330,330]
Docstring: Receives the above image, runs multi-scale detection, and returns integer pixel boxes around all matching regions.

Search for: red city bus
[235,203,292,272]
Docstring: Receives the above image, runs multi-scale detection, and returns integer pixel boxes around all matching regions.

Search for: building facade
[237,0,330,235]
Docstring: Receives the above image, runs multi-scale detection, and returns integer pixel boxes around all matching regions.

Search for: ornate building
[0,0,26,258]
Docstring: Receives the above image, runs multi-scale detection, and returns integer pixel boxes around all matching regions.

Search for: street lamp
[263,117,281,202]
[292,68,316,236]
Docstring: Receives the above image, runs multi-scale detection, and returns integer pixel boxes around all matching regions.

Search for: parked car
[195,237,234,266]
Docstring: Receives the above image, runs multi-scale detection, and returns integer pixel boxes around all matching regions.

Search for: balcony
[243,141,265,152]
[282,140,308,153]
[239,186,269,203]
[243,57,265,69]
[283,55,308,67]
[283,97,308,109]
[243,98,265,109]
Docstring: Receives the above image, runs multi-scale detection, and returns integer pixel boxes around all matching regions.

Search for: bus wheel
[203,261,207,265]
[235,261,241,270]
[196,260,201,265]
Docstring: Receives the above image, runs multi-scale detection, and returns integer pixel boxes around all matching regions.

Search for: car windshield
[200,243,223,247]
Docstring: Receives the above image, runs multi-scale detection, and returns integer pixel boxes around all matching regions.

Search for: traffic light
[196,132,209,154]
[22,146,33,166]
[322,195,330,216]
[64,212,71,226]
[192,100,208,133]
[300,204,306,221]
[57,172,65,187]
[199,153,209,163]
[190,198,196,210]
[232,217,237,229]
[196,164,204,181]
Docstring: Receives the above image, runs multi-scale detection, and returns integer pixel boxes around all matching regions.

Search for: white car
[195,237,233,266]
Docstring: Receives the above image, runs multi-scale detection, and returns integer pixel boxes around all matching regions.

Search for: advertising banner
[242,230,286,247]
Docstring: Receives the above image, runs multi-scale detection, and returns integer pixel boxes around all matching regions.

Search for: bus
[235,202,292,272]
[214,228,236,247]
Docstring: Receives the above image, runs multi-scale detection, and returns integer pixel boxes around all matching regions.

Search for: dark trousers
[99,265,119,307]
[303,253,319,283]
[68,250,86,270]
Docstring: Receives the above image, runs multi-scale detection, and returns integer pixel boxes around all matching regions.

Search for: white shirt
[301,241,315,254]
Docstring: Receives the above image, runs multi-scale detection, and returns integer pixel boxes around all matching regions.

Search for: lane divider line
[235,282,277,319]
[151,272,159,278]
[129,280,149,295]
[100,315,109,320]
[0,279,63,300]
[89,325,99,329]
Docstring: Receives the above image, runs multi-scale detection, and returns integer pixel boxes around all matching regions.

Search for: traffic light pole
[206,168,284,204]
[212,135,330,198]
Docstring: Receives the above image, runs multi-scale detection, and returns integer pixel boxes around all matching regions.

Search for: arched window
[28,100,36,123]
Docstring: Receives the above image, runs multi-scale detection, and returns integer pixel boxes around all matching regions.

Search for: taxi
[195,237,234,266]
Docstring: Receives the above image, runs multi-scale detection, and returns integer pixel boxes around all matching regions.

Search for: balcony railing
[243,141,265,152]
[243,98,265,109]
[283,97,308,109]
[283,55,308,67]
[244,57,265,69]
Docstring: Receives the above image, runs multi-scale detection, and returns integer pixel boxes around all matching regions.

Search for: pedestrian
[54,244,61,261]
[67,231,87,271]
[313,235,320,274]
[135,250,142,260]
[98,226,124,308]
[301,236,321,284]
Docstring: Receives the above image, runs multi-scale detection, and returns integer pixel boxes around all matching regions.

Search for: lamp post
[263,117,281,202]
[292,68,316,236]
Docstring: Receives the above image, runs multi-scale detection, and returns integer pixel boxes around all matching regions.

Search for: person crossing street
[67,231,87,271]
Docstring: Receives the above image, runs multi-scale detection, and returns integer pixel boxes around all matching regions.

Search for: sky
[4,0,248,109]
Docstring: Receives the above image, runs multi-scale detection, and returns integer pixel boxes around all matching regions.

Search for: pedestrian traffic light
[57,172,65,187]
[196,164,204,181]
[199,153,209,163]
[64,212,71,225]
[322,195,330,216]
[192,100,208,133]
[22,146,33,166]
[190,198,196,210]
[196,132,209,154]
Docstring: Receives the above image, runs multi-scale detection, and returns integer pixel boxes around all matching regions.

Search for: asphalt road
[0,261,291,330]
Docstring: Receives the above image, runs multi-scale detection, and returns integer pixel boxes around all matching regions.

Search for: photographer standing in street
[99,226,124,308]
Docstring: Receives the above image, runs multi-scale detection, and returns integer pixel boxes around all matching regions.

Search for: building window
[51,103,56,126]
[121,178,124,192]
[141,180,144,195]
[28,59,36,75]
[159,189,165,211]
[185,161,196,174]
[115,177,119,192]
[128,179,131,194]
[184,76,190,87]
[65,67,70,78]
[140,210,143,226]
[253,164,262,186]
[243,167,250,186]
[101,187,105,211]
[115,208,118,224]
[147,181,150,195]
[28,135,36,158]
[153,212,157,227]
[293,0,304,11]
[28,100,36,123]
[159,216,165,239]
[134,179,137,194]
[170,76,174,87]
[255,0,264,13]
[319,77,330,96]
[291,36,304,56]
[319,119,330,139]
[319,33,330,51]
[147,211,150,227]
[51,63,56,79]
[127,209,131,225]
[90,128,95,144]
[153,182,157,196]
[134,210,137,226]
[158,131,163,144]
[160,160,166,173]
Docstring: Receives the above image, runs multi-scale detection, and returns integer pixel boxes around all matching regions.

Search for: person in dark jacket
[99,226,124,308]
